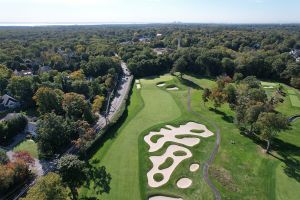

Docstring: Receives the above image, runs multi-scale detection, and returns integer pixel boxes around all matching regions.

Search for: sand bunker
[144,122,214,152]
[135,79,140,84]
[263,86,274,89]
[166,87,179,91]
[176,178,192,189]
[149,196,183,200]
[147,145,192,188]
[137,84,141,89]
[157,83,166,87]
[189,163,200,172]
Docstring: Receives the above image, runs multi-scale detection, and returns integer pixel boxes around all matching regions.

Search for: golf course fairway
[80,75,182,199]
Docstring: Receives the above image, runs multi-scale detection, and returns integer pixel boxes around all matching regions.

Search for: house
[290,49,300,58]
[156,33,163,37]
[0,94,20,109]
[13,69,33,77]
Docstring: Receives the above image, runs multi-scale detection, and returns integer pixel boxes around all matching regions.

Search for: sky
[0,0,300,24]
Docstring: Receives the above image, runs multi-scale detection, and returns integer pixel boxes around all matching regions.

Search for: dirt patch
[209,166,238,192]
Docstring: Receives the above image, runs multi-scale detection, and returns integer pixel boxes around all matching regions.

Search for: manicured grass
[187,75,300,200]
[13,139,38,158]
[80,75,182,199]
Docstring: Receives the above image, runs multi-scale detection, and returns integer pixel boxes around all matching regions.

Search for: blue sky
[0,0,299,24]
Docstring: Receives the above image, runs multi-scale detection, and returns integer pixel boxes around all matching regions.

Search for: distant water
[0,22,149,27]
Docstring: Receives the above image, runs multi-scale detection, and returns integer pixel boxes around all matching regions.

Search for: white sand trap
[190,163,200,172]
[147,145,192,188]
[176,178,192,189]
[135,79,140,84]
[144,122,214,153]
[149,196,183,200]
[166,87,179,91]
[137,84,141,89]
[157,83,166,87]
[263,86,274,89]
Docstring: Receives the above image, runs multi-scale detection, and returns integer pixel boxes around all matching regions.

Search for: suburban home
[13,69,33,77]
[0,94,20,109]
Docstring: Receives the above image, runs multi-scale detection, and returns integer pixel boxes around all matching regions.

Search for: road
[94,61,133,130]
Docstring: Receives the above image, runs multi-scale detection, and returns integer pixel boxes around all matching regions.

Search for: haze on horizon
[0,0,300,24]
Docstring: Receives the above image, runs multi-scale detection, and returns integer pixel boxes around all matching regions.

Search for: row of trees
[203,76,289,152]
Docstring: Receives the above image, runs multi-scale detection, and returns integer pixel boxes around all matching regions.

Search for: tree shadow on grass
[81,159,112,199]
[270,138,300,182]
[179,77,203,90]
[241,130,300,183]
[209,107,234,123]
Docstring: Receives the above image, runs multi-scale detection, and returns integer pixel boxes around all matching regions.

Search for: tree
[73,121,96,153]
[36,112,75,156]
[255,112,289,153]
[172,56,188,78]
[0,164,14,193]
[225,84,237,109]
[21,172,68,200]
[33,87,64,114]
[7,76,33,106]
[0,150,9,164]
[92,95,105,113]
[13,151,35,167]
[0,64,12,95]
[57,154,87,200]
[62,92,88,120]
[202,88,211,106]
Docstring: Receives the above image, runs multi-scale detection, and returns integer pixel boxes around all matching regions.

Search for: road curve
[187,88,222,200]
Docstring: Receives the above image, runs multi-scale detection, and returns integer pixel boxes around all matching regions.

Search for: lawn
[13,139,38,158]
[286,89,300,108]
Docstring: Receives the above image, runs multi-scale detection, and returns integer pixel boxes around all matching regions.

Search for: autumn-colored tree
[202,88,211,106]
[92,95,105,113]
[73,120,96,153]
[70,70,85,81]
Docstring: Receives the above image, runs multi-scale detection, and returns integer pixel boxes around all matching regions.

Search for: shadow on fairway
[209,107,234,123]
[180,77,203,90]
[240,129,300,183]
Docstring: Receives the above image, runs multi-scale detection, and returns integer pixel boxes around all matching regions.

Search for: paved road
[94,61,133,130]
[187,88,222,200]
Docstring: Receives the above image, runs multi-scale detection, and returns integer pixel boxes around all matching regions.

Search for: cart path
[187,87,221,200]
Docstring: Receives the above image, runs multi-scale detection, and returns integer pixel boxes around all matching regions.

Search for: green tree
[255,112,289,153]
[21,172,68,200]
[33,87,64,114]
[171,56,188,78]
[0,64,12,95]
[62,93,88,120]
[36,112,74,156]
[7,76,33,106]
[58,154,87,200]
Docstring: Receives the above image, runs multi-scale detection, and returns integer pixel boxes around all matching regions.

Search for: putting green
[80,75,181,199]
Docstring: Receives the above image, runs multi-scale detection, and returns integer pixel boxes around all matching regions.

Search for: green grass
[80,74,300,200]
[13,139,38,158]
[80,75,183,199]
